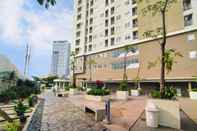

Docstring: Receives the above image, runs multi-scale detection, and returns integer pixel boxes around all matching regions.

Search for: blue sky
[0,0,73,77]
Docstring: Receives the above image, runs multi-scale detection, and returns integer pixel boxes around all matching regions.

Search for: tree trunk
[160,10,167,95]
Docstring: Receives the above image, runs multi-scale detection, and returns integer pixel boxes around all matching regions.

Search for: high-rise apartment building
[73,0,197,94]
[51,41,70,78]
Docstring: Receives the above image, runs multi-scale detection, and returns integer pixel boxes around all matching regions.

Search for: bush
[118,81,128,91]
[14,101,28,116]
[192,88,197,92]
[0,90,17,103]
[4,122,20,131]
[64,86,70,91]
[150,90,161,98]
[150,87,177,100]
[87,88,110,96]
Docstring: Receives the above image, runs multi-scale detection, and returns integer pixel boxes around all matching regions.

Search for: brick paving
[40,90,106,131]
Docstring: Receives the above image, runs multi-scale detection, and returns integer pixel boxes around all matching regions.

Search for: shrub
[64,86,70,91]
[14,101,28,116]
[118,81,128,91]
[150,87,177,100]
[4,122,20,131]
[162,86,177,99]
[87,88,110,96]
[192,88,197,92]
[150,90,161,98]
[96,80,104,88]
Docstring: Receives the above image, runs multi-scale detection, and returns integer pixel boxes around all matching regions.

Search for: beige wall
[76,30,197,82]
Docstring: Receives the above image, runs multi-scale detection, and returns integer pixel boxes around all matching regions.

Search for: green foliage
[87,88,110,96]
[192,89,197,92]
[150,87,177,100]
[0,90,16,103]
[118,81,128,91]
[150,90,161,99]
[37,0,56,8]
[64,86,70,91]
[14,101,28,115]
[4,122,20,131]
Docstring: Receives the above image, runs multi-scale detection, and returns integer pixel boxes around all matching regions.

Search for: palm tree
[122,45,135,81]
[87,59,96,81]
[37,0,56,8]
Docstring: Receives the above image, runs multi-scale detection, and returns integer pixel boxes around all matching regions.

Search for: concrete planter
[147,99,180,129]
[131,89,140,96]
[69,88,79,95]
[116,91,129,100]
[189,91,197,100]
[85,95,110,102]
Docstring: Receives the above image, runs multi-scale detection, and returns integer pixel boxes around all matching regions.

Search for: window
[111,27,115,35]
[125,22,131,28]
[78,0,82,5]
[90,18,93,24]
[89,27,93,33]
[105,0,109,6]
[132,0,136,5]
[75,48,80,54]
[77,14,82,20]
[90,8,93,15]
[116,37,121,43]
[89,35,93,42]
[105,19,109,27]
[111,37,115,45]
[133,19,138,28]
[105,10,109,17]
[77,7,82,12]
[76,31,81,37]
[111,0,115,3]
[90,0,94,6]
[105,39,108,47]
[184,14,193,27]
[88,45,92,51]
[132,7,137,16]
[116,15,121,20]
[125,34,131,40]
[75,39,80,45]
[111,7,115,15]
[76,23,81,29]
[111,17,115,25]
[125,0,129,5]
[183,0,191,11]
[105,29,108,37]
[133,31,138,40]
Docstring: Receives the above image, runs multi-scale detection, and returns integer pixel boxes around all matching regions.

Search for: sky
[0,0,73,77]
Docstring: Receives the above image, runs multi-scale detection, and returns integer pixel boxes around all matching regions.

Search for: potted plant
[116,81,129,100]
[85,87,110,102]
[189,88,197,100]
[147,87,180,129]
[14,101,28,123]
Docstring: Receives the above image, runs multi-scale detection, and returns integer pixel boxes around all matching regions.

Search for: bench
[84,104,105,121]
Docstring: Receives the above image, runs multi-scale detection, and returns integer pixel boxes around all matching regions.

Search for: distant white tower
[51,41,70,78]
[24,44,31,77]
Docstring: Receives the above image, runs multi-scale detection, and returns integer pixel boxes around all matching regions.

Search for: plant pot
[19,114,27,123]
[131,89,140,96]
[85,95,109,102]
[189,91,197,100]
[116,91,128,100]
[147,99,180,129]
[69,88,79,95]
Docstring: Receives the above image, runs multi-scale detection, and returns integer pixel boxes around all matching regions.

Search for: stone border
[22,100,41,131]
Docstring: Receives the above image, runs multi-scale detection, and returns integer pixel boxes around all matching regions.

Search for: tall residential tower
[51,41,70,78]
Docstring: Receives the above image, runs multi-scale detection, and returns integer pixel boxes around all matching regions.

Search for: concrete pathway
[40,90,106,131]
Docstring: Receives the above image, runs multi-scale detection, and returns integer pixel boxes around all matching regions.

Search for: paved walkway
[40,90,106,131]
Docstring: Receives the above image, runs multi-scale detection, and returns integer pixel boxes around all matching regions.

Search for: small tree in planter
[14,101,28,123]
[116,81,129,100]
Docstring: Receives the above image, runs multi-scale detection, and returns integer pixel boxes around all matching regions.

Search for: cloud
[0,0,73,75]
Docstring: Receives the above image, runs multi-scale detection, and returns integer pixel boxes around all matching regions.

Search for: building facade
[73,0,197,94]
[51,41,70,78]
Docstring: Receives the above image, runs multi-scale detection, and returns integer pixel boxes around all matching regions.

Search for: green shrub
[192,88,197,92]
[118,81,128,91]
[150,87,177,100]
[14,101,28,116]
[162,86,177,99]
[64,86,70,91]
[4,122,20,131]
[87,88,110,96]
[150,90,161,98]
[0,90,17,103]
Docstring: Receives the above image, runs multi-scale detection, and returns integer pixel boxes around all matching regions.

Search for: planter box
[131,89,140,96]
[85,95,110,102]
[69,88,79,95]
[147,99,180,129]
[116,91,128,100]
[189,91,197,100]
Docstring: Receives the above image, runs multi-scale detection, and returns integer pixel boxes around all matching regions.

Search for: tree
[122,45,135,81]
[138,0,178,97]
[70,51,77,88]
[0,71,17,89]
[87,58,96,81]
[37,0,56,8]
